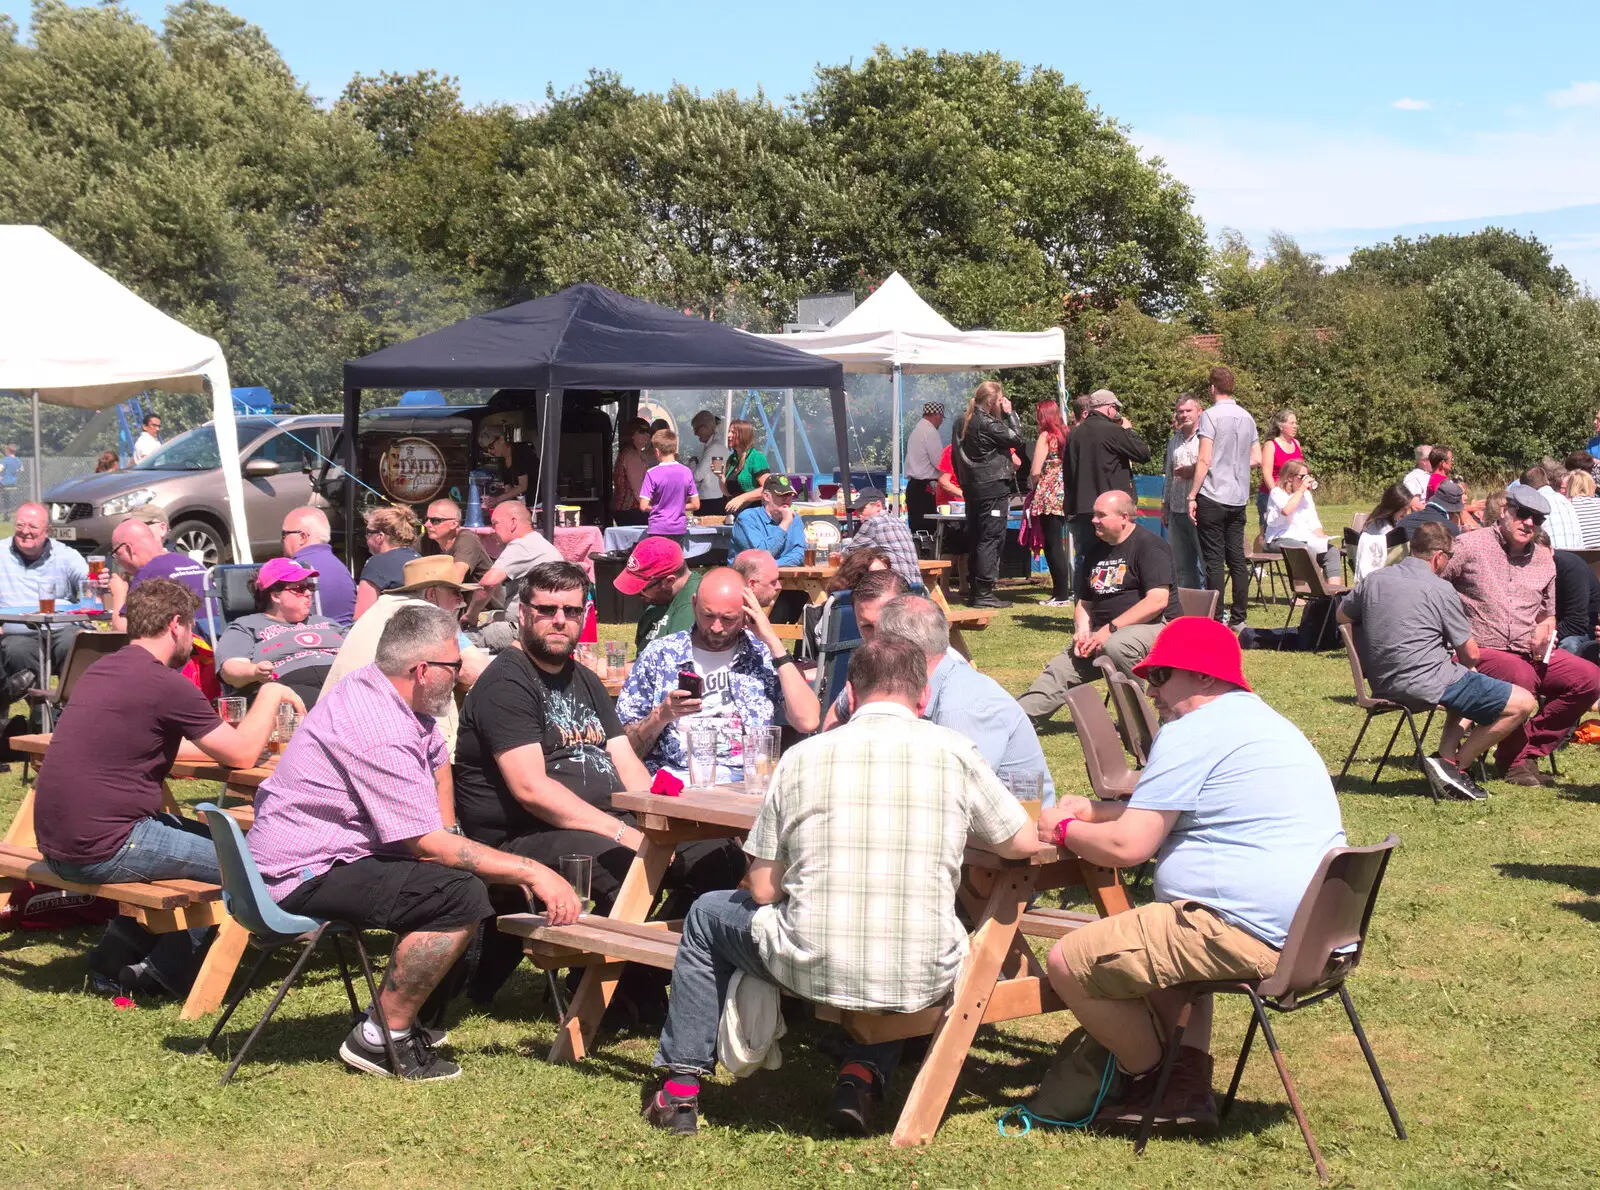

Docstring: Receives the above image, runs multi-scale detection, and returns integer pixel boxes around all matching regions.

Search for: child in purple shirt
[638,428,700,540]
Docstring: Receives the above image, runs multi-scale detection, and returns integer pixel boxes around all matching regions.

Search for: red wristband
[1054,816,1076,847]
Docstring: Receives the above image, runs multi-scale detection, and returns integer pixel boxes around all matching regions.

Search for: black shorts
[279,855,492,933]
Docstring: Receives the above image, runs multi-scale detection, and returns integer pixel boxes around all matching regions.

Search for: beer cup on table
[803,546,817,567]
[1004,772,1045,825]
[605,641,627,679]
[270,701,299,756]
[685,727,718,788]
[37,576,57,615]
[559,854,593,915]
[742,725,781,795]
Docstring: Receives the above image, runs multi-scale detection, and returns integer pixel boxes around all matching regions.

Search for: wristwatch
[444,824,464,836]
[772,652,798,671]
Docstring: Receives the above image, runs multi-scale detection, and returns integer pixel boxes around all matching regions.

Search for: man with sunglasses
[1033,616,1345,1134]
[1339,523,1537,800]
[1440,482,1600,786]
[421,498,495,597]
[107,517,208,633]
[280,506,357,627]
[616,537,701,654]
[249,603,582,1081]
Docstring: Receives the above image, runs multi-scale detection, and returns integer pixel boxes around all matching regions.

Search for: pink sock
[663,1078,699,1100]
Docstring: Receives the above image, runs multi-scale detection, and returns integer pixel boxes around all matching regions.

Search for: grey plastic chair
[1132,835,1406,1182]
[1103,668,1160,768]
[197,804,400,1085]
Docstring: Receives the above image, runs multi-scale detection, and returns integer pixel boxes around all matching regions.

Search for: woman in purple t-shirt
[638,428,700,543]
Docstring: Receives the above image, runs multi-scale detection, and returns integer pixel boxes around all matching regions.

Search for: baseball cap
[849,486,887,510]
[256,557,318,588]
[125,502,168,526]
[1505,482,1551,518]
[1430,480,1465,513]
[1087,389,1121,410]
[1132,616,1252,693]
[922,402,944,417]
[765,475,797,498]
[614,537,686,595]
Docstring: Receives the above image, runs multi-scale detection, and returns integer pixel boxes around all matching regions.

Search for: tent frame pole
[30,390,42,505]
[539,388,564,543]
[890,365,903,517]
[343,387,361,563]
[830,385,853,533]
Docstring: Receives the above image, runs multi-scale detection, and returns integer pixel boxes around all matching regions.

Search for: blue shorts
[1437,669,1513,726]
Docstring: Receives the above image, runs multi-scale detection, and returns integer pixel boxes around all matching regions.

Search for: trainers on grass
[338,1023,460,1081]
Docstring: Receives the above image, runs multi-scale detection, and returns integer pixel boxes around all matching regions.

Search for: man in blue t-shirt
[0,444,21,519]
[1034,617,1345,1134]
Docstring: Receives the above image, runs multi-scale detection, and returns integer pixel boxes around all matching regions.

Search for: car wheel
[170,519,231,566]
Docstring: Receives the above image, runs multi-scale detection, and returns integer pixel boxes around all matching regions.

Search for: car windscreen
[133,419,278,471]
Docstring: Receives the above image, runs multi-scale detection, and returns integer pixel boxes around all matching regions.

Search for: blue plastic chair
[812,592,863,708]
[197,804,400,1084]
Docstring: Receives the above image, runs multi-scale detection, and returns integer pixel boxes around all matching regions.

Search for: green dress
[725,448,771,497]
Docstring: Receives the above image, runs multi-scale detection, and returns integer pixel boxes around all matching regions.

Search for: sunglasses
[1509,505,1546,527]
[417,657,463,674]
[1143,666,1176,687]
[424,516,458,525]
[527,601,585,621]
[279,528,306,539]
[279,582,317,596]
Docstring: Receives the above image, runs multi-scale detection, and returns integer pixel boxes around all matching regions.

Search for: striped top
[248,663,446,899]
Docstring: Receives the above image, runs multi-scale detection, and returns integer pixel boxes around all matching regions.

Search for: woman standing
[722,419,773,513]
[611,417,653,526]
[957,381,1024,609]
[1257,408,1303,530]
[354,505,421,620]
[1353,483,1414,582]
[1028,400,1070,605]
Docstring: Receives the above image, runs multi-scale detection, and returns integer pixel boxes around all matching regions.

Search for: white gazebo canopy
[0,225,251,560]
[756,272,1067,498]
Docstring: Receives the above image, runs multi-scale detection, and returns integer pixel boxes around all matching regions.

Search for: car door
[243,427,319,557]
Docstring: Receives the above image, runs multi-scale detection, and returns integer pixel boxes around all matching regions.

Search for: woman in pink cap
[216,556,347,708]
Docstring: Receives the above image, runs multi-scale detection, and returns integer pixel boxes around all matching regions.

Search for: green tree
[1346,228,1575,298]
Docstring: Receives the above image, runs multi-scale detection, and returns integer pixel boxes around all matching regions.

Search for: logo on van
[377,437,447,504]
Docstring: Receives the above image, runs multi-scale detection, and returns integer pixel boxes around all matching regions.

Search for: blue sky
[11,0,1600,284]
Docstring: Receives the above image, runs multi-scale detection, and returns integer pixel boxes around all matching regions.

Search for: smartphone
[677,668,703,698]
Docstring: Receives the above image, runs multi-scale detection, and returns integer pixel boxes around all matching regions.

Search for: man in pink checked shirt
[247,603,580,1082]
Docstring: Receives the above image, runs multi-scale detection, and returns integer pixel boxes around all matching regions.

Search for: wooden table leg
[3,788,36,848]
[548,834,675,1063]
[890,865,1038,1148]
[1079,857,1132,916]
[180,910,248,1020]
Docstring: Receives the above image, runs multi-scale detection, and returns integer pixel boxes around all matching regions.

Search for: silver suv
[43,415,342,564]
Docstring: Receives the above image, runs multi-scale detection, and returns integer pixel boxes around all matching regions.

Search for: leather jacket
[955,407,1025,494]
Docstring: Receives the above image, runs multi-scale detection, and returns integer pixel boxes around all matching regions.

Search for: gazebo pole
[890,364,902,516]
[538,388,564,542]
[30,390,42,504]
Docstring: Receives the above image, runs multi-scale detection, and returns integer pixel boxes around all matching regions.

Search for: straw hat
[391,555,480,594]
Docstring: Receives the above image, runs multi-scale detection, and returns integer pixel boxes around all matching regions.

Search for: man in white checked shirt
[642,636,1040,1136]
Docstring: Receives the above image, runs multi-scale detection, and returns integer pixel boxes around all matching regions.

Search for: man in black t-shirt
[453,561,746,999]
[1019,491,1175,722]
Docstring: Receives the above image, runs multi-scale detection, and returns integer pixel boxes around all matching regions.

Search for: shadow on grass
[0,927,106,995]
[1010,615,1074,635]
[1494,862,1600,895]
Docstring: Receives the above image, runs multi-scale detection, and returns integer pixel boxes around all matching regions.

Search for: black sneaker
[1425,755,1488,801]
[641,1084,699,1134]
[1,668,36,707]
[348,1010,448,1048]
[827,1071,881,1136]
[117,962,177,999]
[338,1023,461,1081]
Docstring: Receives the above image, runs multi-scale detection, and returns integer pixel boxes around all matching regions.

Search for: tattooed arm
[407,831,581,924]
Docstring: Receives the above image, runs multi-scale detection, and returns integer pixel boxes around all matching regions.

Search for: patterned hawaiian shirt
[614,627,785,780]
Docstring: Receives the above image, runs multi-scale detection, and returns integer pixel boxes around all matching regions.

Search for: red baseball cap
[614,537,686,596]
[1132,616,1252,693]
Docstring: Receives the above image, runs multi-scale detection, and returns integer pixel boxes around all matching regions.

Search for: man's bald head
[1094,491,1136,517]
[10,503,48,559]
[282,505,331,550]
[732,549,781,609]
[111,518,162,573]
[490,500,532,544]
[1091,490,1137,543]
[692,567,748,650]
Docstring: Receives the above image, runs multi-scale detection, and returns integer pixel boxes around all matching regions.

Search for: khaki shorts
[1055,900,1280,1000]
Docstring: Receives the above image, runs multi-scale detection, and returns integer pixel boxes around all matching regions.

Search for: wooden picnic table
[775,558,993,658]
[503,785,1130,1148]
[5,733,273,1019]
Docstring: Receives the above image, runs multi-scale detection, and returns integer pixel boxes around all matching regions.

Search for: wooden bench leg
[3,788,36,849]
[890,865,1038,1148]
[949,626,971,660]
[1079,858,1132,917]
[548,835,675,1063]
[180,912,249,1020]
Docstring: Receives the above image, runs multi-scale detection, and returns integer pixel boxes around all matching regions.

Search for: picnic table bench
[499,785,1129,1147]
[3,733,271,1018]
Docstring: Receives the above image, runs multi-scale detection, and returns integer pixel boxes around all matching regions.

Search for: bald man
[0,502,88,702]
[109,519,208,633]
[1018,491,1176,723]
[422,498,495,593]
[616,567,821,781]
[468,502,562,645]
[731,549,781,611]
[279,506,357,626]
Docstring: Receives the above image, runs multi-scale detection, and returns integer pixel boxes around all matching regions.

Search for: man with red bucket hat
[1030,616,1346,1132]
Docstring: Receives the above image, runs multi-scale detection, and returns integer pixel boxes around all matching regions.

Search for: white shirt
[904,417,944,481]
[1354,522,1396,582]
[133,431,161,463]
[688,433,728,499]
[1537,486,1583,550]
[1266,486,1329,554]
[1402,468,1430,499]
[1164,429,1200,509]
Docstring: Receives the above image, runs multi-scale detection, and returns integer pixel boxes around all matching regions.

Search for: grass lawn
[0,516,1597,1188]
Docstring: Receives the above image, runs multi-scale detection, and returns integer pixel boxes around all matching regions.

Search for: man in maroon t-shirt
[108,519,209,633]
[36,579,303,996]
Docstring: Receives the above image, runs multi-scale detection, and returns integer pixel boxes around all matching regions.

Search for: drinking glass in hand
[215,697,246,727]
[559,854,593,915]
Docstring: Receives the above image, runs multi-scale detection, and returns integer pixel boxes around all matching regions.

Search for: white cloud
[1391,97,1431,111]
[1548,81,1600,108]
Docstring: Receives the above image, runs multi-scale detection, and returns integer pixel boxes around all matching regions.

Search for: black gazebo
[343,283,849,545]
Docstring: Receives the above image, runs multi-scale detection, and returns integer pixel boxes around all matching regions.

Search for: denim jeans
[1558,634,1600,664]
[655,889,903,1083]
[1067,514,1096,593]
[1166,509,1203,590]
[48,814,218,994]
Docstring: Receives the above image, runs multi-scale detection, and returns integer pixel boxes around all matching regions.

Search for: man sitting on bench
[246,604,581,1081]
[35,579,302,998]
[642,637,1040,1136]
